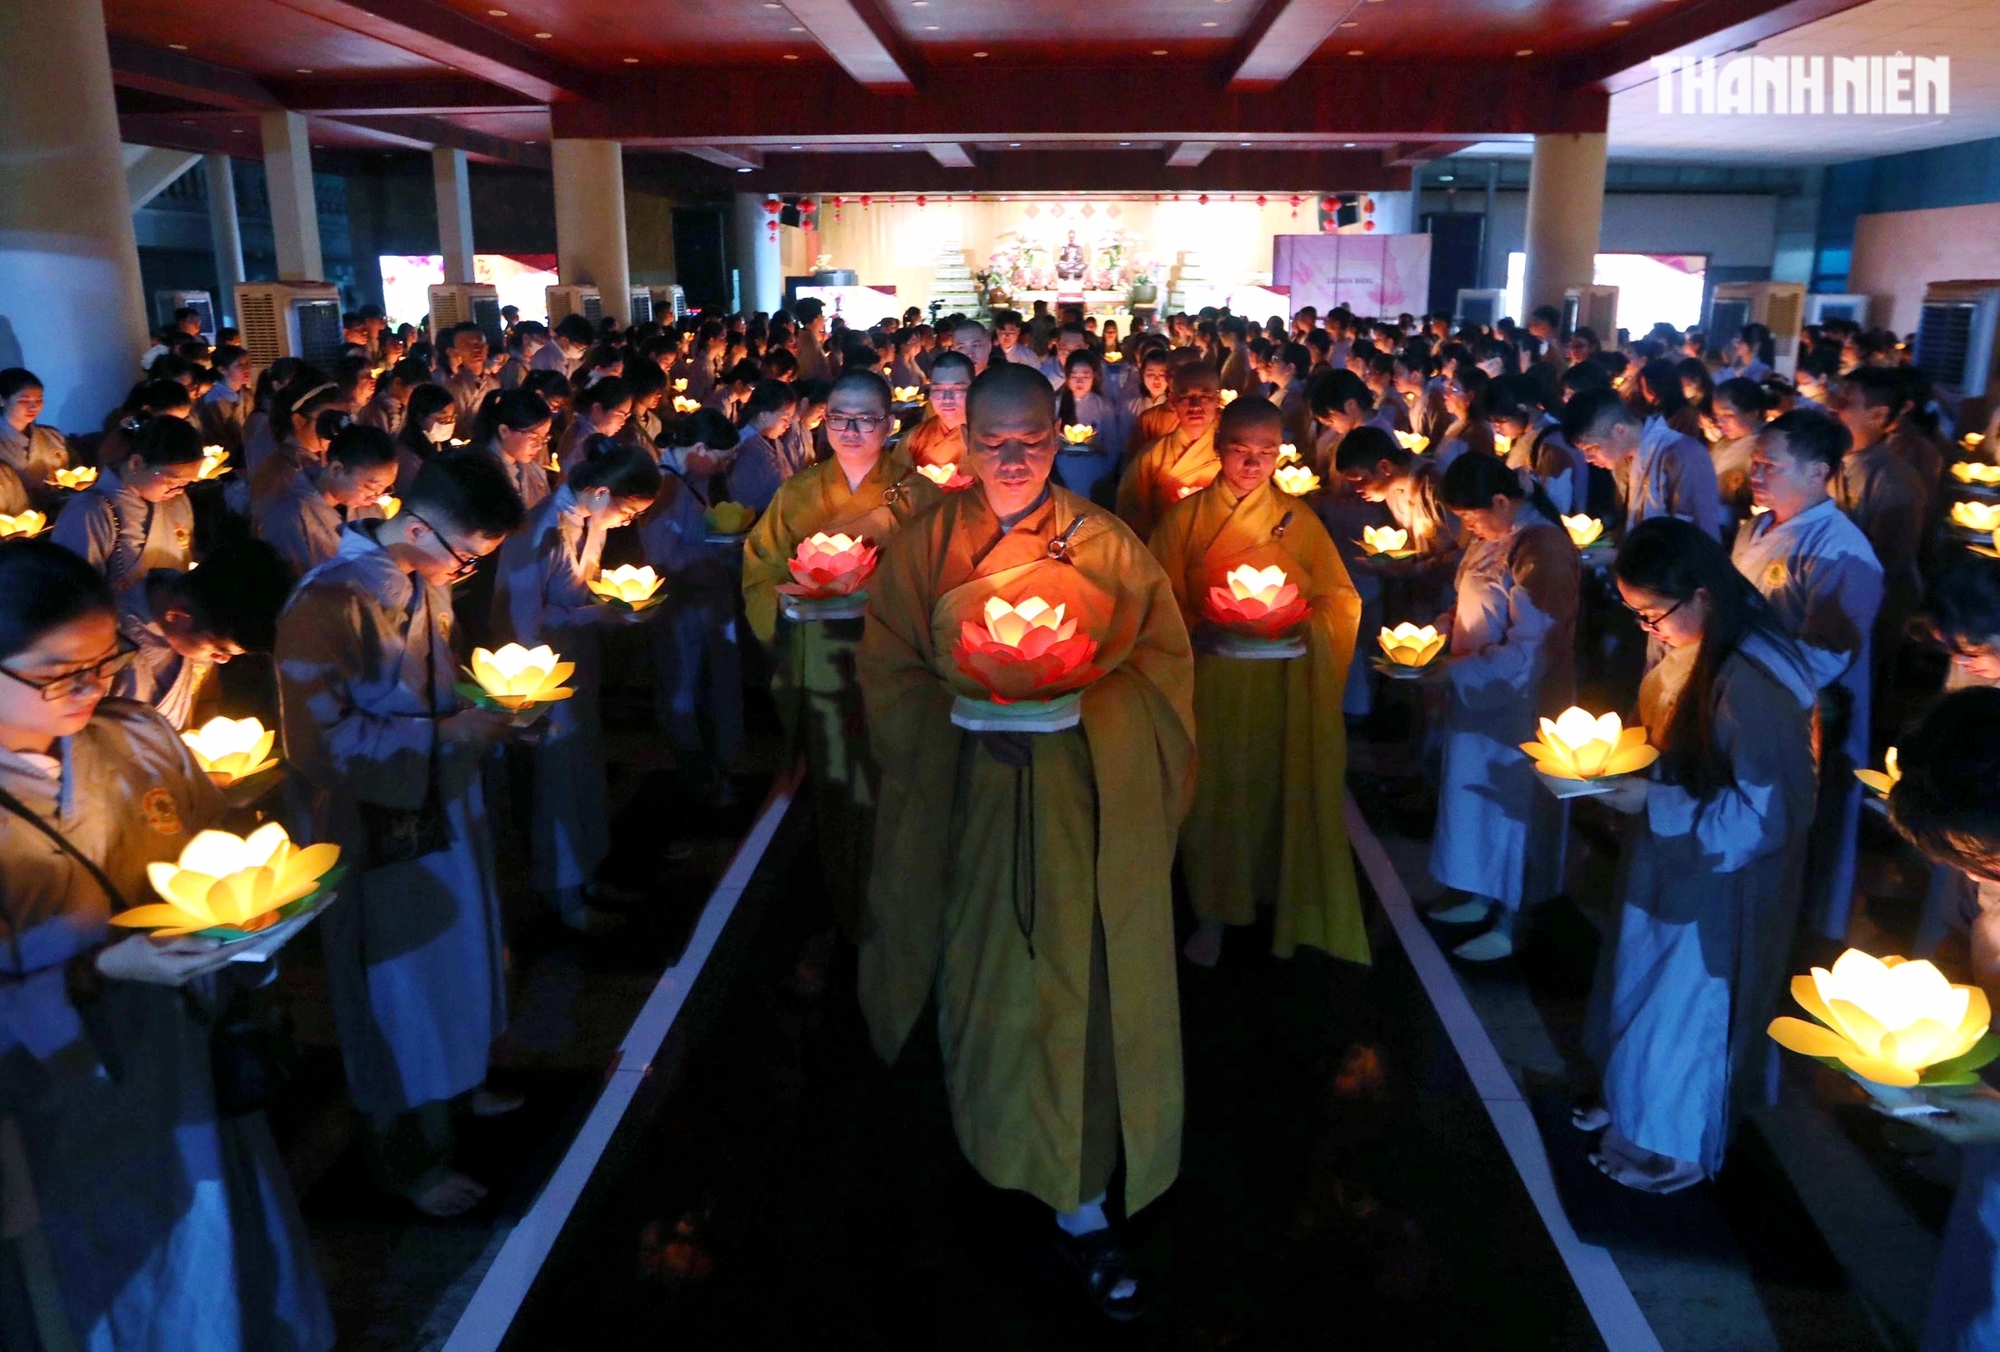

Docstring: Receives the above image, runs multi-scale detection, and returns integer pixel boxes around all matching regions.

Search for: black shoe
[1050,1225,1147,1322]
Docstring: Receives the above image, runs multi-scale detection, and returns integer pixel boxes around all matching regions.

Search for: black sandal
[1050,1226,1147,1322]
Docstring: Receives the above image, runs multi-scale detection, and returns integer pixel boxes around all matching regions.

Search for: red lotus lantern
[953,596,1102,703]
[1205,565,1308,639]
[778,532,877,599]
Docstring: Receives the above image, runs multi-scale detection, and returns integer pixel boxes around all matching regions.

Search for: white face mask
[425,421,456,444]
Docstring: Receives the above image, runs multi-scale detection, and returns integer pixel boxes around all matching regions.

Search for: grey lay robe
[112,574,211,731]
[49,466,194,594]
[0,701,332,1352]
[1590,632,1818,1176]
[275,521,507,1114]
[257,475,346,579]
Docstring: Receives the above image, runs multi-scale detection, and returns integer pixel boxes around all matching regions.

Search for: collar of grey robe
[1756,495,1839,540]
[327,515,417,608]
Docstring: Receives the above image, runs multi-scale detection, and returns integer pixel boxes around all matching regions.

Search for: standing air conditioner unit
[1915,281,2000,422]
[628,288,655,326]
[546,285,603,327]
[1562,285,1619,341]
[1709,281,1807,376]
[155,290,217,342]
[650,284,690,321]
[232,281,344,374]
[1805,294,1870,327]
[428,283,503,351]
[1454,289,1507,328]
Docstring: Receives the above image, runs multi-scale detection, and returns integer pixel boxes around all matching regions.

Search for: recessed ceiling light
[1240,141,1251,146]
[296,67,313,73]
[1438,174,1454,182]
[791,144,802,149]
[624,56,639,62]
[1344,141,1355,147]
[791,25,805,30]
[169,42,187,49]
[1516,48,1533,55]
[1009,141,1021,147]
[534,31,552,38]
[1346,49,1363,55]
[487,7,507,14]
[1119,140,1130,146]
[763,2,781,7]
[1152,48,1168,55]
[737,166,753,173]
[973,50,988,56]
[783,52,798,59]
[525,139,537,143]
[1610,17,1629,24]
[1340,20,1358,26]
[1201,20,1216,25]
[891,143,903,148]
[923,23,937,28]
[231,128,245,134]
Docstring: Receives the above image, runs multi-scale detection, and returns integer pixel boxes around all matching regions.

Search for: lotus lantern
[198,446,231,480]
[464,644,576,711]
[673,378,689,392]
[1103,352,1123,363]
[672,395,702,415]
[113,822,341,939]
[1206,564,1308,638]
[1273,464,1321,496]
[779,532,877,599]
[1520,707,1659,780]
[1361,524,1411,557]
[586,563,666,610]
[1393,431,1429,454]
[704,501,756,535]
[1277,443,1301,465]
[916,461,975,491]
[893,385,922,403]
[1377,622,1445,668]
[48,466,97,491]
[181,715,279,786]
[1953,462,2000,487]
[1060,424,1097,445]
[1965,432,1988,449]
[1952,500,2000,534]
[0,510,47,539]
[1769,949,1997,1088]
[1217,389,1240,406]
[376,494,401,519]
[1855,747,1900,798]
[1562,514,1605,549]
[952,596,1102,703]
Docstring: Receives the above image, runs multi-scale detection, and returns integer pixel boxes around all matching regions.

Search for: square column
[1522,132,1608,317]
[433,146,476,284]
[260,110,325,281]
[552,138,631,323]
[206,153,246,317]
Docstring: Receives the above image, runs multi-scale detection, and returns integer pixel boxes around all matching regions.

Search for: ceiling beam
[782,0,918,94]
[126,147,203,209]
[682,146,766,172]
[265,77,541,117]
[1559,0,1874,93]
[739,149,1410,195]
[559,62,1609,143]
[107,36,279,111]
[320,115,551,169]
[927,143,976,168]
[1165,142,1216,168]
[1227,0,1365,92]
[1384,140,1473,168]
[274,0,594,102]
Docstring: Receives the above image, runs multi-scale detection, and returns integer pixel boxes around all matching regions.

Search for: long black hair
[1612,516,1803,799]
[1889,687,2000,883]
[1437,444,1562,525]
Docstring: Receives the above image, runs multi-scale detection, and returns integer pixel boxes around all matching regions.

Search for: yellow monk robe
[902,412,967,468]
[1116,425,1217,543]
[1150,478,1371,962]
[742,449,940,931]
[859,484,1195,1214]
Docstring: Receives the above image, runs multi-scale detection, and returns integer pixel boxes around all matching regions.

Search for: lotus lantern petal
[1562,515,1605,549]
[952,595,1102,703]
[198,446,231,480]
[1520,706,1659,780]
[1377,622,1444,668]
[1273,464,1321,496]
[181,715,279,785]
[893,385,922,403]
[1217,389,1239,406]
[1854,746,1900,798]
[467,643,577,709]
[704,501,756,535]
[113,821,341,938]
[0,510,47,539]
[779,532,878,599]
[672,396,702,415]
[1361,525,1409,556]
[1953,500,2000,533]
[1277,443,1301,465]
[376,494,401,519]
[587,563,664,607]
[1394,431,1429,454]
[1769,949,1995,1087]
[673,378,689,392]
[916,461,974,491]
[49,466,97,491]
[1953,462,2000,486]
[1206,564,1309,637]
[1060,424,1097,445]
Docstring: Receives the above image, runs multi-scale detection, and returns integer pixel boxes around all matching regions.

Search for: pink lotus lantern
[952,596,1102,703]
[778,532,877,599]
[1205,564,1309,639]
[916,461,975,492]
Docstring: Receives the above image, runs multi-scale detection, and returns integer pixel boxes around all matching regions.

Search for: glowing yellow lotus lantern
[1393,430,1429,454]
[1060,424,1097,445]
[463,644,576,711]
[113,822,341,939]
[1769,949,1997,1088]
[1965,432,1988,449]
[1273,464,1321,496]
[1206,564,1308,637]
[376,494,401,519]
[673,377,689,393]
[1953,462,2000,486]
[1277,443,1301,465]
[891,417,903,436]
[1952,500,2000,534]
[1103,351,1123,363]
[672,395,702,415]
[916,461,975,491]
[780,532,877,599]
[1494,433,1513,459]
[587,563,666,612]
[1562,514,1605,549]
[704,501,757,535]
[893,385,921,403]
[1217,388,1239,406]
[0,510,47,540]
[1377,622,1445,668]
[953,596,1101,702]
[1360,524,1413,557]
[1520,707,1659,781]
[198,445,231,480]
[181,715,279,786]
[1854,746,1900,798]
[48,466,97,491]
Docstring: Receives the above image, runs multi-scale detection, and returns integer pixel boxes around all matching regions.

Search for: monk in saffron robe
[742,371,940,931]
[1116,362,1221,542]
[859,362,1194,1320]
[1150,396,1369,968]
[901,350,973,468]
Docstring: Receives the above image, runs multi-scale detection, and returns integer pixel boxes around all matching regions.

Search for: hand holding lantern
[1769,949,1998,1089]
[587,563,666,613]
[952,596,1102,704]
[1520,707,1658,781]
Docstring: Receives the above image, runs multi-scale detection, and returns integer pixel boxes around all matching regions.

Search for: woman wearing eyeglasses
[273,449,526,1219]
[491,436,662,936]
[1578,516,1816,1194]
[740,370,940,937]
[0,541,333,1351]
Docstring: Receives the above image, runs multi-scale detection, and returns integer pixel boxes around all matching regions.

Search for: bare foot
[409,1170,488,1217]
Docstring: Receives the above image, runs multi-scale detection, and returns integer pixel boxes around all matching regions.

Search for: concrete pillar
[732,192,782,316]
[0,0,150,428]
[206,153,246,321]
[1522,132,1607,316]
[432,146,475,284]
[551,138,631,323]
[259,110,324,281]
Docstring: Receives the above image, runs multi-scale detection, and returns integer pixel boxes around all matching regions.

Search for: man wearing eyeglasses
[740,369,941,935]
[1115,363,1223,542]
[274,449,529,1219]
[902,351,974,470]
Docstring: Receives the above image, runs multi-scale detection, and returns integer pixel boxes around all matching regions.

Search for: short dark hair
[127,412,205,466]
[1919,557,2000,649]
[1758,408,1848,474]
[407,447,526,540]
[1712,376,1773,416]
[1890,687,2000,883]
[567,433,663,501]
[1334,424,1409,475]
[1216,395,1283,442]
[1559,385,1638,443]
[166,539,292,650]
[966,360,1055,427]
[929,351,975,383]
[553,314,596,345]
[0,540,113,662]
[327,423,399,471]
[827,369,892,415]
[1307,369,1372,418]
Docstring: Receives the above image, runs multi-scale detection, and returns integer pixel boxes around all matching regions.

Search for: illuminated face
[1170,379,1221,437]
[328,461,398,510]
[497,419,552,464]
[1141,363,1170,399]
[1218,423,1281,498]
[966,389,1058,518]
[1950,639,2000,684]
[1572,417,1636,470]
[1065,365,1094,400]
[1747,433,1828,517]
[824,391,892,462]
[995,322,1022,351]
[928,376,970,429]
[453,332,488,371]
[1617,578,1707,650]
[4,385,44,431]
[0,611,122,740]
[1714,400,1760,441]
[128,457,203,503]
[588,400,633,438]
[1343,460,1397,503]
[953,326,992,372]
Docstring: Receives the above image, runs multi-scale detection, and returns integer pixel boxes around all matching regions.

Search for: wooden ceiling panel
[104,0,449,76]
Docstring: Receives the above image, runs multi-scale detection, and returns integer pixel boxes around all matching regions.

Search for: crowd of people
[5,284,2000,1346]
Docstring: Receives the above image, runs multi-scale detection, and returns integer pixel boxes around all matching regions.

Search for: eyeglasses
[0,639,138,702]
[407,507,481,582]
[827,412,890,433]
[1622,595,1686,633]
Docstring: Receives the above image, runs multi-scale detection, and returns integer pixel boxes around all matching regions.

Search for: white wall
[1436,190,1781,273]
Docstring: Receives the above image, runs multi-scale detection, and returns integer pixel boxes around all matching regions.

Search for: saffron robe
[1115,425,1218,543]
[1149,477,1369,961]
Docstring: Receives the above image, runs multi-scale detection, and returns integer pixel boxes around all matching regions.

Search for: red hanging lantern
[1289,193,1303,219]
[1197,194,1209,206]
[915,194,928,207]
[1256,194,1267,208]
[860,194,872,209]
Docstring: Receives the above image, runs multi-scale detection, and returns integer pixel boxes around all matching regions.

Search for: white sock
[1055,1193,1110,1236]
